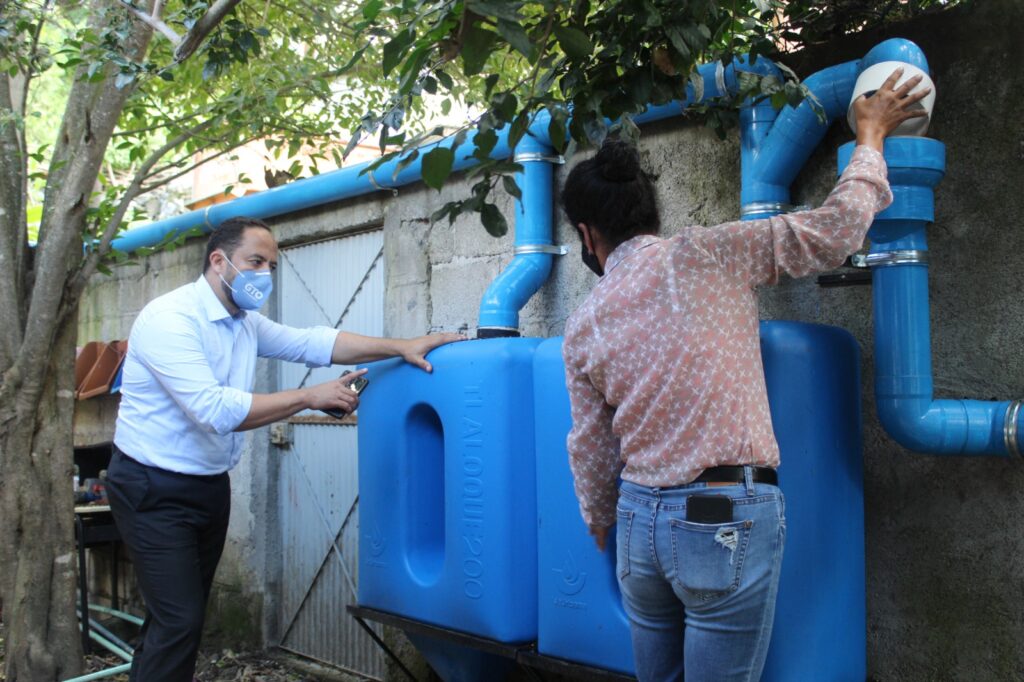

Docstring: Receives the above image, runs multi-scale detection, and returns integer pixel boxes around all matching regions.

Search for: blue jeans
[616,470,786,682]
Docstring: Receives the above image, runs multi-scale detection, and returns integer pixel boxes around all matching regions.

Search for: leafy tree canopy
[339,0,963,236]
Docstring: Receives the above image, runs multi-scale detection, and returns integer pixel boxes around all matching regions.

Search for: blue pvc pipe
[477,136,555,332]
[838,137,1023,456]
[115,37,960,354]
[871,231,1017,455]
[477,58,769,332]
[740,38,932,220]
[859,38,932,72]
[111,129,514,252]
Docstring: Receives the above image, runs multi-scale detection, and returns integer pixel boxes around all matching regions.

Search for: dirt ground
[0,620,348,681]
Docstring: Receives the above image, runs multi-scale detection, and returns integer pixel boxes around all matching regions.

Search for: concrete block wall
[76,0,1023,676]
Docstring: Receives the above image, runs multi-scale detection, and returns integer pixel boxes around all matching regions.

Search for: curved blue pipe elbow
[876,397,1013,454]
[859,38,931,74]
[477,254,554,331]
[871,254,1022,457]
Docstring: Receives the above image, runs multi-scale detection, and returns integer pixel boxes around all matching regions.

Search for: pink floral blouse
[563,145,893,527]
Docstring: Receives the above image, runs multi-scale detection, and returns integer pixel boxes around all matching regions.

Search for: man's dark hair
[561,138,660,250]
[203,217,273,273]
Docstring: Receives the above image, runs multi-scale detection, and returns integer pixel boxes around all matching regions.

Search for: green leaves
[552,25,593,60]
[480,202,508,237]
[200,16,267,81]
[496,19,533,59]
[382,29,414,77]
[460,21,498,76]
[421,147,455,190]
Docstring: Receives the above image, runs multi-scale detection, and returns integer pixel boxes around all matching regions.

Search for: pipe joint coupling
[513,244,568,256]
[513,152,565,164]
[1005,400,1023,459]
[851,250,929,268]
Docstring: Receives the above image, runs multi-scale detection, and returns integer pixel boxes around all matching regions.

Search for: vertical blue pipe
[476,135,556,335]
[838,137,1022,457]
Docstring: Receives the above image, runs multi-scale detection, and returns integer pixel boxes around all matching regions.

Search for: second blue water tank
[534,321,866,679]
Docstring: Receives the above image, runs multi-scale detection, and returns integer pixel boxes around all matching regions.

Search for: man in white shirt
[106,216,462,682]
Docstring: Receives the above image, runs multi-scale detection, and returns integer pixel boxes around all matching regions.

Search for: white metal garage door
[275,229,385,678]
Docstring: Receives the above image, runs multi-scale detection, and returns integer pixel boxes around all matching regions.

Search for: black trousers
[106,447,230,682]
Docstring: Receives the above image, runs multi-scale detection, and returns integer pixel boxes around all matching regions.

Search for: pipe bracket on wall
[1006,400,1023,459]
[741,202,797,219]
[851,250,929,268]
[514,244,569,256]
[513,152,565,164]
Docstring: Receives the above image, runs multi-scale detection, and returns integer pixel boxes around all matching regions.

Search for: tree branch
[117,0,181,44]
[65,118,215,301]
[140,135,257,193]
[18,0,158,406]
[173,0,244,64]
[19,0,52,115]
[112,109,205,137]
[0,76,27,369]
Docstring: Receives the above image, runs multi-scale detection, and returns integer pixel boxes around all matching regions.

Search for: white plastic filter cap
[847,60,936,137]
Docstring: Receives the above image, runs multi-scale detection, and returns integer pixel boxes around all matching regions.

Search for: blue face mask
[219,253,273,310]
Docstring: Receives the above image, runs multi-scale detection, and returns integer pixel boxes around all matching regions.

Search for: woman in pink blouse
[560,68,929,682]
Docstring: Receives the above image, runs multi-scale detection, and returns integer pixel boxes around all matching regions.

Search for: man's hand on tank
[401,333,467,373]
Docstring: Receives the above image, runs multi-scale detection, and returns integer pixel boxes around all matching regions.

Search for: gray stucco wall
[771,4,1024,679]
[76,0,1023,677]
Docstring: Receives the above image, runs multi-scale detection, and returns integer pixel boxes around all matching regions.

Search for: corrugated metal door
[275,230,385,678]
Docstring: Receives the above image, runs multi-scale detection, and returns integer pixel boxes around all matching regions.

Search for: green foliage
[4,0,402,260]
[344,0,803,231]
[340,0,966,234]
[1,0,969,252]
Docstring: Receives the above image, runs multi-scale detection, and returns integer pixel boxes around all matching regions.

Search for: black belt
[693,465,778,486]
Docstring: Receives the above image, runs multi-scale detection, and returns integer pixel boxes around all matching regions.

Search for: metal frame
[347,605,638,682]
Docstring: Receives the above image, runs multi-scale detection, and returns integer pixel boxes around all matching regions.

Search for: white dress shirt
[114,276,338,474]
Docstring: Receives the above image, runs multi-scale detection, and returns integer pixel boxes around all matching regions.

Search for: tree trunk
[0,313,80,680]
[0,2,155,677]
[0,0,233,675]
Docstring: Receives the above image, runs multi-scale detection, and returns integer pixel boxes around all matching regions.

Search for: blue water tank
[358,337,542,643]
[534,321,865,679]
[534,337,636,673]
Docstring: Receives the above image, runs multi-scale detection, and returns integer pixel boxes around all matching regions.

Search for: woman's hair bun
[595,138,642,183]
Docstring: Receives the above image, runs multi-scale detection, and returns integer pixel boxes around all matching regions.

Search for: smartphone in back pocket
[686,495,733,523]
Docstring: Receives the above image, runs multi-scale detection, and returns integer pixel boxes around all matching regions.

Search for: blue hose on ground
[86,603,144,627]
[76,610,134,655]
[64,663,133,682]
[64,598,142,682]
